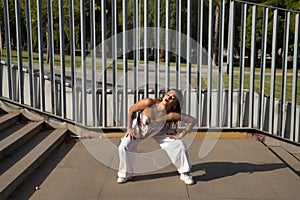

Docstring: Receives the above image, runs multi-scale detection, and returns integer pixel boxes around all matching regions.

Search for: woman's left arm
[166,113,196,139]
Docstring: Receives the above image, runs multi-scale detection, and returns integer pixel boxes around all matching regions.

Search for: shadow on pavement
[192,162,287,182]
[131,171,179,182]
[130,162,286,183]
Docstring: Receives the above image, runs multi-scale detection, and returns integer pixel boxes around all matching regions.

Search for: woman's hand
[125,127,136,140]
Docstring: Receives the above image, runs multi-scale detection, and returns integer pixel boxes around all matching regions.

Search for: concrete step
[294,154,300,161]
[0,121,44,160]
[0,108,6,116]
[0,113,20,132]
[270,146,300,176]
[0,128,68,200]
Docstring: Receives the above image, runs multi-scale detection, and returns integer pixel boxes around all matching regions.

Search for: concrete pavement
[7,133,300,200]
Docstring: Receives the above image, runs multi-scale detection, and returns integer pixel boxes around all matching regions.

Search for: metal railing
[0,0,299,144]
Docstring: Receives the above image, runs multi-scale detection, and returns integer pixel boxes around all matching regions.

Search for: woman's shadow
[191,162,286,182]
[132,162,286,183]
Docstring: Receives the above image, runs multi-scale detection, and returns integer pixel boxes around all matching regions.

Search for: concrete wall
[1,64,299,143]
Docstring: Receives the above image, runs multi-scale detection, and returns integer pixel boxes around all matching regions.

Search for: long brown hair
[162,89,184,134]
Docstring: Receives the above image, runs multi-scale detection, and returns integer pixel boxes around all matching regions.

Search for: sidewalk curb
[102,131,248,139]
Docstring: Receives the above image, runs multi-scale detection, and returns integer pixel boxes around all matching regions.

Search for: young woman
[117,89,196,184]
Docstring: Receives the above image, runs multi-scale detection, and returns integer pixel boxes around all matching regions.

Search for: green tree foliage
[240,0,300,60]
[1,0,299,56]
[244,5,285,53]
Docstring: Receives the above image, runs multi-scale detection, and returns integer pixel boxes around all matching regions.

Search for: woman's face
[162,90,178,106]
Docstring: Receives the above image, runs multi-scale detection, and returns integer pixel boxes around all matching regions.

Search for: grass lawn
[1,49,299,105]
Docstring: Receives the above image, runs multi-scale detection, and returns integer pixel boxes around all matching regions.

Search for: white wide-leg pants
[118,119,191,178]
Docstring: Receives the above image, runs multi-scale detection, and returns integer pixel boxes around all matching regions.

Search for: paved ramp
[8,136,300,200]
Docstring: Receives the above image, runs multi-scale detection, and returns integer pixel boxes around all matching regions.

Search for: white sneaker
[117,177,131,184]
[180,173,195,185]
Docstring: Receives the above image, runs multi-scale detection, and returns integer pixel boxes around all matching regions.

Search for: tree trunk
[0,25,2,55]
[213,5,220,66]
[46,31,49,64]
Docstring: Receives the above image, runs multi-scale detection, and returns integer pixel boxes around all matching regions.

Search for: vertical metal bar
[138,0,141,73]
[196,0,203,126]
[47,0,55,114]
[186,0,192,114]
[133,0,139,102]
[138,0,142,68]
[3,0,13,99]
[228,0,235,128]
[258,7,268,130]
[298,109,300,143]
[144,0,149,97]
[37,0,45,110]
[165,0,170,89]
[15,0,23,104]
[207,0,214,127]
[238,3,247,127]
[290,13,299,142]
[101,0,107,127]
[69,0,77,121]
[155,0,160,98]
[249,5,257,128]
[0,36,1,96]
[25,0,34,107]
[269,9,278,134]
[112,0,118,125]
[91,0,96,126]
[123,0,128,126]
[80,0,87,125]
[175,0,181,89]
[59,0,66,118]
[280,11,290,138]
[217,0,225,127]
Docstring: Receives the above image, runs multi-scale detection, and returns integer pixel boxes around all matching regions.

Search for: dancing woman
[117,89,196,184]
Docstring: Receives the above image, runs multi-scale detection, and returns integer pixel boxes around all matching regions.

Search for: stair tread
[0,128,68,195]
[0,123,26,141]
[0,113,19,124]
[0,107,6,113]
[0,121,44,159]
[294,154,300,161]
[270,146,300,175]
[0,129,53,176]
[0,113,20,133]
